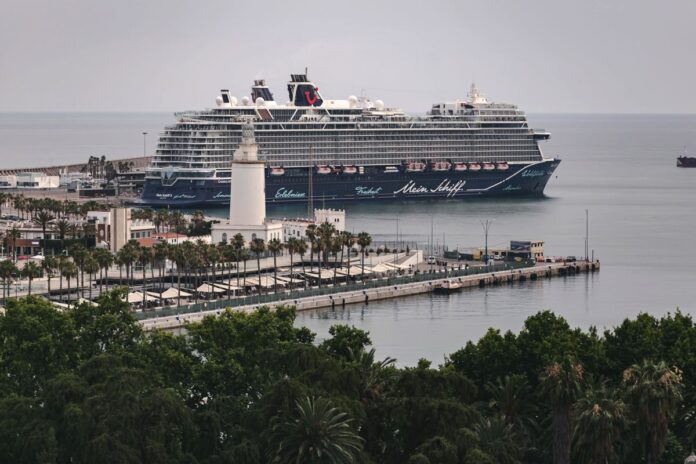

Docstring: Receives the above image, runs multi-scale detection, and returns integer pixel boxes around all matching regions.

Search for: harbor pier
[139,260,599,331]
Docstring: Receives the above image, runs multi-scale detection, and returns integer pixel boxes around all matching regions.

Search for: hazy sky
[1,0,695,113]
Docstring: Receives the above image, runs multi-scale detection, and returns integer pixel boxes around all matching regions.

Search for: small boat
[342,165,358,174]
[677,156,696,168]
[482,162,496,171]
[434,279,463,294]
[315,165,332,175]
[431,161,452,172]
[496,162,509,171]
[468,163,481,171]
[453,162,468,171]
[405,161,427,172]
[269,166,285,176]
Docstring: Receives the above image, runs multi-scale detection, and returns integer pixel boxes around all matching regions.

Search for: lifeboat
[468,163,482,171]
[430,161,452,172]
[269,166,285,176]
[342,165,357,175]
[405,162,427,172]
[315,165,332,175]
[453,162,468,172]
[496,162,509,171]
[482,162,496,171]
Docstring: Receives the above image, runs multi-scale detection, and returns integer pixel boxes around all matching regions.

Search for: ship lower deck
[138,159,560,207]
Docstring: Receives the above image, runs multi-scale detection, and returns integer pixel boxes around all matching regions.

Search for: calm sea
[2,112,695,365]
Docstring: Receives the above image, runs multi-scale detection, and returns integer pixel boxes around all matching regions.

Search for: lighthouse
[211,123,282,244]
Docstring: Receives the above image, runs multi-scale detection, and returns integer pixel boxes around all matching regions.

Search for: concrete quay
[139,260,600,332]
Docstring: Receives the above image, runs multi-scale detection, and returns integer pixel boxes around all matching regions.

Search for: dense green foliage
[1,292,695,463]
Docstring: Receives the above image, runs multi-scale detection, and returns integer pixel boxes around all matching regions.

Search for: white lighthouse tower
[211,123,282,244]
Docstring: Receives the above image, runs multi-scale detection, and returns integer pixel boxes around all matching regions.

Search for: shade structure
[76,298,99,307]
[124,292,158,304]
[349,265,372,275]
[159,288,193,299]
[245,275,281,288]
[368,264,391,273]
[196,283,228,294]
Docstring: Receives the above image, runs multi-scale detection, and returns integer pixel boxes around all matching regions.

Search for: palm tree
[305,224,317,274]
[0,260,17,300]
[573,381,627,464]
[82,253,100,300]
[285,237,299,288]
[60,260,78,304]
[340,231,355,280]
[317,221,337,266]
[485,375,538,438]
[33,210,54,256]
[239,248,250,293]
[6,227,21,262]
[250,238,265,295]
[541,358,584,464]
[623,360,683,464]
[357,232,372,279]
[296,239,308,288]
[231,233,245,290]
[42,256,58,296]
[93,248,114,295]
[139,247,153,308]
[473,415,524,464]
[68,244,88,298]
[55,219,70,251]
[170,244,188,309]
[268,396,364,464]
[267,238,283,293]
[21,261,42,296]
[153,242,169,305]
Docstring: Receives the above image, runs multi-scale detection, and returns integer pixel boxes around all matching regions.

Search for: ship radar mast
[468,83,488,104]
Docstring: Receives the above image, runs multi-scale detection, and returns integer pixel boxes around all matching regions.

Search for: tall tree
[623,360,683,464]
[357,232,372,279]
[33,210,54,256]
[250,238,266,296]
[267,238,283,293]
[541,358,584,464]
[573,382,627,464]
[21,261,41,296]
[268,396,364,464]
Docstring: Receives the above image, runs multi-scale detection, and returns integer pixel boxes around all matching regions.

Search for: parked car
[426,256,437,265]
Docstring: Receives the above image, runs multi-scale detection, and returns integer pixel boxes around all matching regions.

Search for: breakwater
[139,260,599,331]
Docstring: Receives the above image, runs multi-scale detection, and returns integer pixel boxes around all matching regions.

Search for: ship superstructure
[141,73,559,205]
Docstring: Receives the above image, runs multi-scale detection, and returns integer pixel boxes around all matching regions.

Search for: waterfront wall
[140,260,599,331]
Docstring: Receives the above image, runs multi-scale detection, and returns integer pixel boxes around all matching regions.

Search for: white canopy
[349,265,372,275]
[245,275,282,288]
[76,298,98,307]
[159,288,193,299]
[196,283,228,294]
[124,292,158,304]
[368,264,391,273]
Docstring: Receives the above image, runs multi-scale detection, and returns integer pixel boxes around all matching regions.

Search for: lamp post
[481,220,493,265]
[142,132,148,157]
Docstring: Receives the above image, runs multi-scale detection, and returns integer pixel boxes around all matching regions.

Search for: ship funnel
[287,73,323,107]
[251,79,275,103]
[219,89,234,108]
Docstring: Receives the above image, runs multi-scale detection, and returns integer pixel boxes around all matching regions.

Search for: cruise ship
[139,72,559,206]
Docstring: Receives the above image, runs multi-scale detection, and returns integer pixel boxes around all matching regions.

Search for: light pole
[584,209,589,262]
[142,132,148,157]
[481,220,493,265]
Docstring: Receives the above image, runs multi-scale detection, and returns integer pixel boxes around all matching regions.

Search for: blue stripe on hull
[137,160,560,207]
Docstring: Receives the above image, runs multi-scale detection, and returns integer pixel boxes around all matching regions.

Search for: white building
[15,172,60,189]
[87,208,156,252]
[212,124,283,244]
[314,208,345,232]
[0,175,17,189]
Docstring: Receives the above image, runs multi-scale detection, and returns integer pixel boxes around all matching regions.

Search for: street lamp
[142,132,148,157]
[481,220,493,265]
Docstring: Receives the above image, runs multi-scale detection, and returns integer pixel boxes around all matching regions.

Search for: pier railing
[133,260,535,321]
